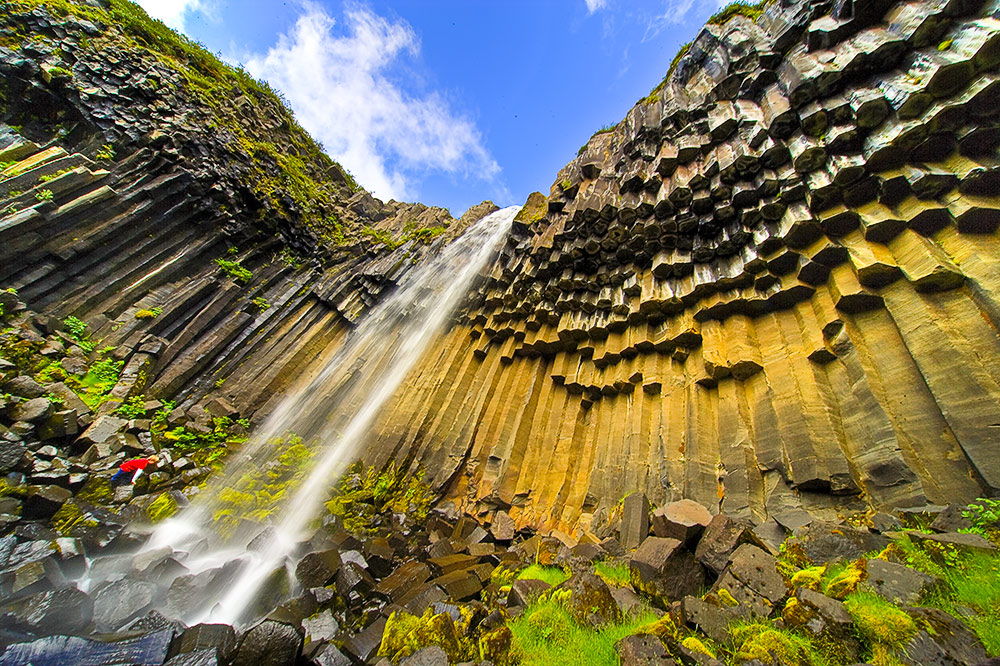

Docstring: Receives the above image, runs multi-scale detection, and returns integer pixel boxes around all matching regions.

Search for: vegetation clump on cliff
[325,461,435,537]
[2,0,363,246]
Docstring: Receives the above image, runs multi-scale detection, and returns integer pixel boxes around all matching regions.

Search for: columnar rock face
[4,0,1000,539]
[364,0,1000,534]
[0,3,493,417]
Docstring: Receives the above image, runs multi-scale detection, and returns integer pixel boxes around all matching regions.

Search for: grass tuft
[594,560,630,587]
[517,564,570,587]
[509,595,658,666]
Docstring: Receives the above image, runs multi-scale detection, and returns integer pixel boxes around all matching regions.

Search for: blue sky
[136,0,725,217]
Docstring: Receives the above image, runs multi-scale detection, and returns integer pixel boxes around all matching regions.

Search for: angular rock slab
[0,628,174,666]
[629,537,705,603]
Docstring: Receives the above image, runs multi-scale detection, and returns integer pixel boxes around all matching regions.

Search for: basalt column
[367,0,1000,535]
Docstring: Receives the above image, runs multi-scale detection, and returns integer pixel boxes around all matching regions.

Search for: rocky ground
[1,289,998,666]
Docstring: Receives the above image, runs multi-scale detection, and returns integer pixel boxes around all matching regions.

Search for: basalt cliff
[2,0,1000,541]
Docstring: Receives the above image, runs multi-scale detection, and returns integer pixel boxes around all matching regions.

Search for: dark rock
[749,518,786,555]
[0,442,27,473]
[907,530,997,555]
[9,398,53,424]
[865,559,941,605]
[903,607,988,666]
[869,512,902,533]
[711,544,786,617]
[681,595,741,643]
[166,623,237,663]
[787,587,862,662]
[430,567,484,600]
[622,493,651,551]
[508,578,550,608]
[694,515,756,577]
[401,583,448,615]
[792,523,889,563]
[311,643,352,666]
[491,511,516,542]
[1,586,93,635]
[163,648,219,666]
[21,485,71,520]
[91,579,159,632]
[399,645,448,666]
[230,619,302,666]
[559,571,622,627]
[610,585,645,618]
[651,500,712,545]
[615,634,676,666]
[629,537,705,603]
[0,628,174,666]
[335,561,375,601]
[295,549,342,588]
[930,504,972,533]
[341,616,386,664]
[3,376,45,399]
[301,609,340,644]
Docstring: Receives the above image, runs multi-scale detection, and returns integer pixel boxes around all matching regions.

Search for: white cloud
[585,0,609,12]
[642,0,716,41]
[134,0,205,31]
[240,2,500,203]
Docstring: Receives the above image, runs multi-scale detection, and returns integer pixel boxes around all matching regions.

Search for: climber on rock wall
[110,455,160,486]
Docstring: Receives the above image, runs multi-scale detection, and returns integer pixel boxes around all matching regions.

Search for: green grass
[707,0,769,25]
[594,560,631,587]
[921,550,1000,656]
[517,564,570,587]
[509,596,658,666]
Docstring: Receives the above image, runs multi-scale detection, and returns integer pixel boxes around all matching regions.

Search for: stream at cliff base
[78,206,520,627]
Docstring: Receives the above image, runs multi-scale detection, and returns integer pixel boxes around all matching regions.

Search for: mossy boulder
[512,192,546,235]
[378,608,470,663]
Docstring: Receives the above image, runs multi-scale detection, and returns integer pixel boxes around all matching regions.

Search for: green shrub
[251,296,270,311]
[214,258,252,283]
[34,189,53,201]
[115,395,147,419]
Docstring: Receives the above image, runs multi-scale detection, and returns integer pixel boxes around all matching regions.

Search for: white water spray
[93,206,518,626]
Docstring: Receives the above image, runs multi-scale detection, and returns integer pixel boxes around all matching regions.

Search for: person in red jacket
[110,455,159,486]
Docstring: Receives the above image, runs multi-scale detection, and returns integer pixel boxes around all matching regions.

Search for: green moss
[208,433,311,536]
[251,296,270,311]
[50,501,98,536]
[379,608,470,663]
[514,192,547,226]
[115,394,147,419]
[844,589,916,665]
[824,559,867,600]
[517,564,570,587]
[135,307,162,319]
[76,476,113,504]
[730,620,821,666]
[593,560,630,587]
[146,492,178,522]
[325,462,435,537]
[791,565,826,590]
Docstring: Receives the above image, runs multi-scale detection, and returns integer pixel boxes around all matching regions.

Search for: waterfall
[84,206,519,627]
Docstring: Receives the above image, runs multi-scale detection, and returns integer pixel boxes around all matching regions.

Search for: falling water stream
[82,206,519,627]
